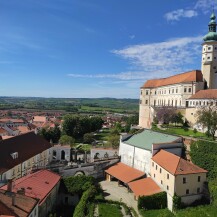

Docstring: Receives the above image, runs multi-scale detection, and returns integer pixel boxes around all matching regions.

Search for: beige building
[151,150,207,210]
[0,132,52,185]
[139,12,217,129]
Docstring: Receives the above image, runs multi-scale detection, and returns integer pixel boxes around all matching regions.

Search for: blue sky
[0,0,216,98]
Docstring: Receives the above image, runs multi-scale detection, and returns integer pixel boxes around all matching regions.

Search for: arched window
[61,150,65,160]
[53,150,57,160]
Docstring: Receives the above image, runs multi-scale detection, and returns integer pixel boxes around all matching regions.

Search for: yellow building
[151,150,207,210]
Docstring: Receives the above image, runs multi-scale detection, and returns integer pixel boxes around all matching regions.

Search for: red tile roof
[152,150,207,175]
[189,89,217,99]
[142,70,203,88]
[105,162,145,183]
[1,170,61,205]
[128,178,162,197]
[0,189,38,217]
[0,132,51,174]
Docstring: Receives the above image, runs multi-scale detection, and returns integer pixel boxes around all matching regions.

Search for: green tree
[83,133,94,144]
[59,135,75,147]
[107,134,120,149]
[196,106,217,140]
[50,124,61,143]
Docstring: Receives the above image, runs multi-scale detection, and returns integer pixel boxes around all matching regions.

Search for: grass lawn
[140,209,174,217]
[94,129,111,141]
[98,203,123,217]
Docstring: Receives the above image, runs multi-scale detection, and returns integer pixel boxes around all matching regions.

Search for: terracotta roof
[152,150,207,175]
[128,178,162,197]
[0,132,52,174]
[0,119,24,123]
[105,162,145,183]
[17,126,32,134]
[189,89,217,99]
[0,128,8,134]
[142,70,203,88]
[0,189,38,217]
[1,170,61,205]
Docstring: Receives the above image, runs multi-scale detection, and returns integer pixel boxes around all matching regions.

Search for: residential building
[1,170,61,217]
[0,132,52,184]
[151,150,207,210]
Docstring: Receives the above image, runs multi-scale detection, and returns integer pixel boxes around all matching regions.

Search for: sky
[0,0,216,98]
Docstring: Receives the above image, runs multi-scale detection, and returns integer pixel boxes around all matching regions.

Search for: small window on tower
[215,47,217,50]
[208,47,211,50]
[214,66,216,69]
[215,57,217,59]
[208,56,211,59]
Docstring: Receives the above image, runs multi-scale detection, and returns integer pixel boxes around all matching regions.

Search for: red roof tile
[142,70,203,88]
[105,162,145,183]
[189,89,217,99]
[128,178,162,197]
[152,150,207,175]
[0,189,38,217]
[1,170,61,205]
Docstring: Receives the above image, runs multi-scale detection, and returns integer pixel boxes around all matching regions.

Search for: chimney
[12,194,16,206]
[17,187,25,195]
[7,179,13,192]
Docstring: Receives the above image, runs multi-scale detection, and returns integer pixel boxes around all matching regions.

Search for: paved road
[99,180,141,216]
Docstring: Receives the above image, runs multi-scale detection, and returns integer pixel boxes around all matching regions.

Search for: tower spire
[203,10,217,41]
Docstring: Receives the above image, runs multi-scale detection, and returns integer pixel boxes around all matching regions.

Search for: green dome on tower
[203,11,217,42]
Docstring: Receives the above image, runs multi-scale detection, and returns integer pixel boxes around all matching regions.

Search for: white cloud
[164,9,198,21]
[112,36,202,78]
[68,36,202,82]
[194,0,217,14]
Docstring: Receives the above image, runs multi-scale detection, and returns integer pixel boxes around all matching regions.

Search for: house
[50,145,71,162]
[119,130,183,175]
[139,12,217,129]
[1,170,61,217]
[0,185,38,217]
[151,150,207,210]
[0,132,52,184]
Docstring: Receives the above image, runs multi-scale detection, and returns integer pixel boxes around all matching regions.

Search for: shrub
[138,192,167,210]
[193,128,198,134]
[173,194,182,210]
[73,186,97,217]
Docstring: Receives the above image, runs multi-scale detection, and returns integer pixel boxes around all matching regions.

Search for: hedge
[190,140,217,180]
[73,186,97,217]
[138,192,167,210]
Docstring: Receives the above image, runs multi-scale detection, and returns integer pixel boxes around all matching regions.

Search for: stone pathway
[94,204,99,217]
[99,180,141,217]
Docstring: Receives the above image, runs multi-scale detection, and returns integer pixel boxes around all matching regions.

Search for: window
[197,188,200,193]
[167,174,169,179]
[167,185,169,190]
[146,90,149,95]
[188,88,191,93]
[140,90,142,95]
[214,57,216,59]
[208,56,210,59]
[155,91,157,95]
[140,100,142,104]
[214,66,216,69]
[160,168,162,173]
[186,189,189,194]
[154,174,155,178]
[208,47,211,50]
[172,89,174,93]
[161,180,163,185]
[183,177,186,184]
[156,165,158,170]
[198,176,201,182]
[152,162,154,167]
[176,88,178,93]
[145,100,148,105]
[184,88,187,93]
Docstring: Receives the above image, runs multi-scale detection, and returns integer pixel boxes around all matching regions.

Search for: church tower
[202,11,217,89]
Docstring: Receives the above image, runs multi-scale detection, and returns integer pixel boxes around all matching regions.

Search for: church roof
[189,89,217,99]
[142,70,203,88]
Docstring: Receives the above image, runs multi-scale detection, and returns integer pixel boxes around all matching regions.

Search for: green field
[0,97,138,114]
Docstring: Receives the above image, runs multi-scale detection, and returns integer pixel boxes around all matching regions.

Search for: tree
[170,112,184,126]
[107,134,120,149]
[156,107,175,124]
[83,133,94,144]
[59,135,75,147]
[50,124,61,143]
[196,106,217,140]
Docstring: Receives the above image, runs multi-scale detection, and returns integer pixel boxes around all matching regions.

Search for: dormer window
[11,152,18,159]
